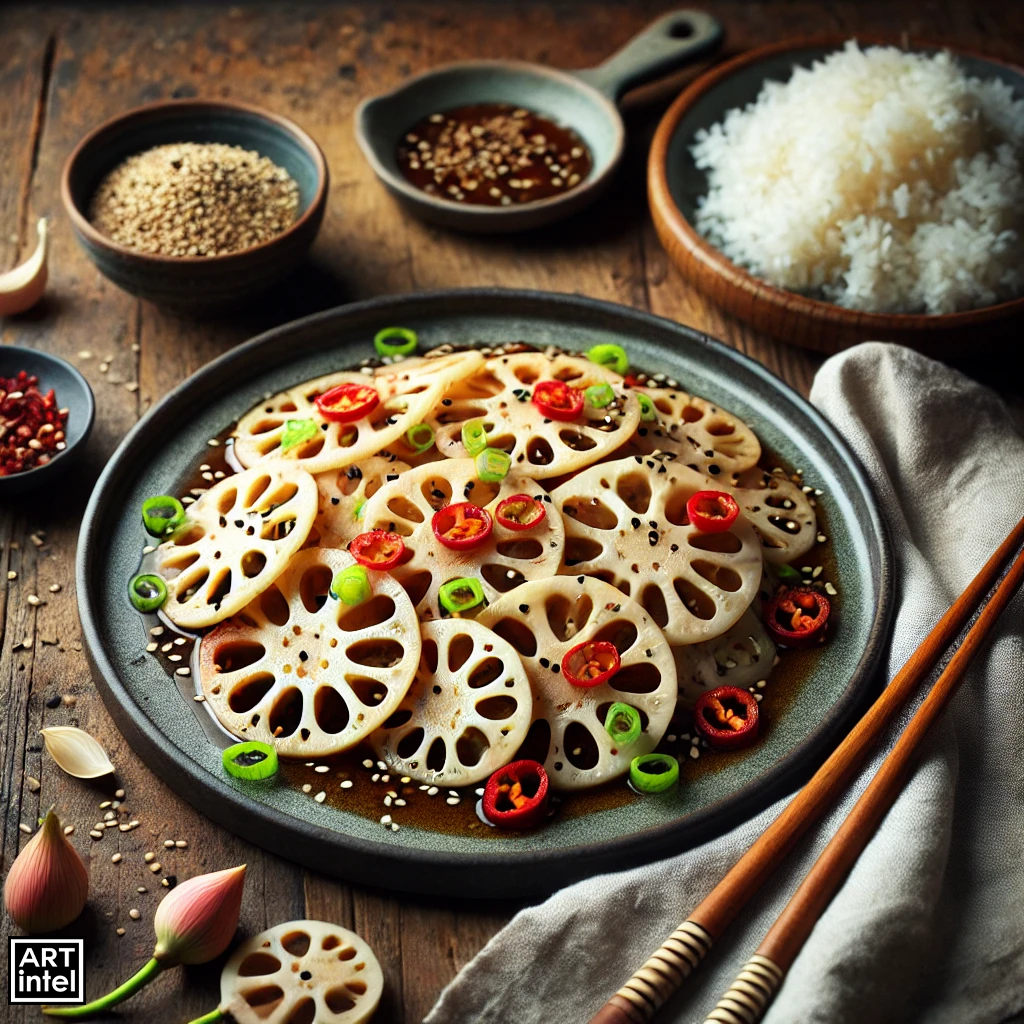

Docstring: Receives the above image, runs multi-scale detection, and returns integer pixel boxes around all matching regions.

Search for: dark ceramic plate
[77,290,891,898]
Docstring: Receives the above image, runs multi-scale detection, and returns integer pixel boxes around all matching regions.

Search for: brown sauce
[396,104,593,207]
[141,347,838,838]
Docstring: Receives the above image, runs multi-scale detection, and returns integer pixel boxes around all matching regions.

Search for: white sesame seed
[314,765,329,773]
[340,780,353,789]
[175,840,187,848]
[146,642,158,652]
[314,791,326,803]
[825,582,837,595]
[391,822,400,832]
[401,776,411,784]
[111,853,122,863]
[301,783,312,793]
[149,863,161,873]
[64,825,75,836]
[689,748,700,760]
[116,928,126,936]
[89,830,103,839]
[164,840,175,848]
[376,761,387,770]
[144,852,155,862]
[371,773,380,783]
[446,797,460,806]
[115,788,126,798]
[383,796,393,807]
[817,534,827,543]
[129,909,141,920]
[175,667,190,677]
[362,759,374,768]
[394,798,407,807]
[427,786,439,796]
[380,814,392,826]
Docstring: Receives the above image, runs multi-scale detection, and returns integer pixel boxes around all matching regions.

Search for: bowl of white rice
[648,38,1024,352]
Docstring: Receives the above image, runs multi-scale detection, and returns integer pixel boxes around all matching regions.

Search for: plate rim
[76,287,893,898]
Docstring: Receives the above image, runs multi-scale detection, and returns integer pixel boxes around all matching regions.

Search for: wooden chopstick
[703,530,1024,1024]
[589,515,1024,1024]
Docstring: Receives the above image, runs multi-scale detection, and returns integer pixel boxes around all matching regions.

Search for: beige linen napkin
[425,342,1024,1024]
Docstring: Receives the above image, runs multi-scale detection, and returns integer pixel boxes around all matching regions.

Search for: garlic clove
[40,726,115,779]
[4,807,89,933]
[0,217,48,317]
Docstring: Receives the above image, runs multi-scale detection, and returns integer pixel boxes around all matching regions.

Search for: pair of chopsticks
[591,515,1024,1024]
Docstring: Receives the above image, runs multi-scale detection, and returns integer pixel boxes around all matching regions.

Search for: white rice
[691,42,1024,314]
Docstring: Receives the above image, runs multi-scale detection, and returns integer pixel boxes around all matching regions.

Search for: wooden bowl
[648,38,1024,354]
[62,99,329,315]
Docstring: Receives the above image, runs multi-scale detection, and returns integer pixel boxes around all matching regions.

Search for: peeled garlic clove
[40,726,115,779]
[4,807,89,933]
[0,217,48,317]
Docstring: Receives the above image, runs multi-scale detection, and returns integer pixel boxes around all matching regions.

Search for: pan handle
[574,10,723,103]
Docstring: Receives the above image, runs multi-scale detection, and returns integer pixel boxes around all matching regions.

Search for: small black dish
[0,347,95,496]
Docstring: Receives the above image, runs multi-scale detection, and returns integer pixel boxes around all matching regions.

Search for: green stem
[186,1009,225,1024]
[43,957,164,1018]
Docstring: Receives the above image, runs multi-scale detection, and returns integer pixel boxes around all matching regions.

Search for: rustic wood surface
[1,3,1021,1022]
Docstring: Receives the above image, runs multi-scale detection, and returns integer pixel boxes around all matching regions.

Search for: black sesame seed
[386,474,398,481]
[539,657,550,668]
[577,576,585,584]
[519,604,529,613]
[45,695,61,709]
[648,531,658,545]
[330,497,340,505]
[442,399,452,406]
[630,517,640,529]
[347,467,363,480]
[552,663,560,673]
[708,465,720,475]
[670,543,679,553]
[649,520,657,529]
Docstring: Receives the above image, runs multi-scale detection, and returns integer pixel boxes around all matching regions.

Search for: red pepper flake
[0,371,69,476]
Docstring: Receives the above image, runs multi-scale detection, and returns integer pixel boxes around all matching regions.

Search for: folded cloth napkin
[425,342,1024,1024]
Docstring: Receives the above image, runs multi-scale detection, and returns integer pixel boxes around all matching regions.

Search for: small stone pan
[355,10,722,233]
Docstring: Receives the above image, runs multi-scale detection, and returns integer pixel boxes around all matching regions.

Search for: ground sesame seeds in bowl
[62,99,328,314]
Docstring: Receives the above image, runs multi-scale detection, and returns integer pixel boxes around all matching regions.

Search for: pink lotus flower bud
[152,864,246,965]
[4,808,88,934]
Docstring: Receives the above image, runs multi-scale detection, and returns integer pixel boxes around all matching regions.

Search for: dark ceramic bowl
[0,346,95,496]
[62,99,329,314]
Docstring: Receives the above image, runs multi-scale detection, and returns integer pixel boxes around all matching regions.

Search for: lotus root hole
[496,538,543,560]
[455,726,490,766]
[481,563,526,593]
[396,727,425,758]
[215,641,266,674]
[674,578,717,619]
[616,474,651,514]
[242,984,284,1017]
[321,935,340,950]
[338,595,396,632]
[565,536,604,565]
[609,663,662,694]
[693,560,742,592]
[526,437,554,466]
[562,497,617,531]
[245,475,272,507]
[313,686,350,733]
[285,997,315,1024]
[467,656,503,688]
[325,989,356,1013]
[260,585,290,626]
[476,695,518,721]
[347,638,405,668]
[426,736,447,772]
[517,718,552,764]
[564,722,600,769]
[422,638,439,673]
[237,952,281,977]
[280,931,311,956]
[241,550,268,578]
[268,688,303,738]
[490,618,536,657]
[689,531,742,553]
[545,593,593,642]
[228,673,275,713]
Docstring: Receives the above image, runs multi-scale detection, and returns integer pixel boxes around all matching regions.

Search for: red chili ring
[348,530,405,571]
[532,380,584,422]
[686,490,740,533]
[432,502,493,551]
[693,685,760,750]
[764,586,830,648]
[315,382,380,423]
[561,639,621,688]
[482,759,550,829]
[494,494,547,532]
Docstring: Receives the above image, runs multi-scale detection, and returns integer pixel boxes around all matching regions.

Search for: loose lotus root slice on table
[232,350,483,475]
[219,920,383,1024]
[154,465,318,631]
[312,454,411,549]
[198,547,420,757]
[425,351,639,478]
[361,458,565,620]
[626,385,762,477]
[477,576,676,791]
[551,456,763,646]
[724,465,818,565]
[370,619,532,786]
[673,607,777,706]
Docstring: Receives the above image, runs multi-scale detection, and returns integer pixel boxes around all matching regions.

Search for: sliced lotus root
[627,385,761,477]
[673,607,777,706]
[232,350,483,475]
[220,920,382,1024]
[725,466,818,565]
[312,454,411,549]
[154,465,318,630]
[551,455,763,645]
[425,351,639,478]
[361,457,564,620]
[477,576,676,791]
[199,547,420,757]
[371,619,532,786]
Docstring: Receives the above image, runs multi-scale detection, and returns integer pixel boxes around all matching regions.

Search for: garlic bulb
[0,217,48,316]
[4,808,88,933]
[40,727,115,779]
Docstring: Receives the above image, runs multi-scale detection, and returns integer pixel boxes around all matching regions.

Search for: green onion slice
[587,343,628,376]
[331,565,371,606]
[353,500,366,521]
[605,703,642,745]
[461,418,488,456]
[637,393,658,422]
[776,564,803,582]
[585,383,615,409]
[374,326,418,357]
[223,741,279,781]
[406,422,435,454]
[129,574,167,613]
[476,447,511,483]
[141,495,186,537]
[439,577,485,615]
[629,753,680,794]
[281,418,318,452]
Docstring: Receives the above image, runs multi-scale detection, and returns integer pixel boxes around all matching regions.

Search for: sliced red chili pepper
[693,685,760,750]
[482,759,550,829]
[686,490,740,533]
[315,382,380,423]
[764,585,830,648]
[494,494,546,532]
[532,380,584,422]
[561,639,621,688]
[348,530,405,571]
[432,502,493,551]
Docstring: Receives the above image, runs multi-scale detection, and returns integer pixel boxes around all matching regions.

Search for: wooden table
[2,3,1020,1021]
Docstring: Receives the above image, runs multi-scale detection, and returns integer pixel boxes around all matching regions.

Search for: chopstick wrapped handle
[588,920,713,1024]
[702,955,783,1024]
